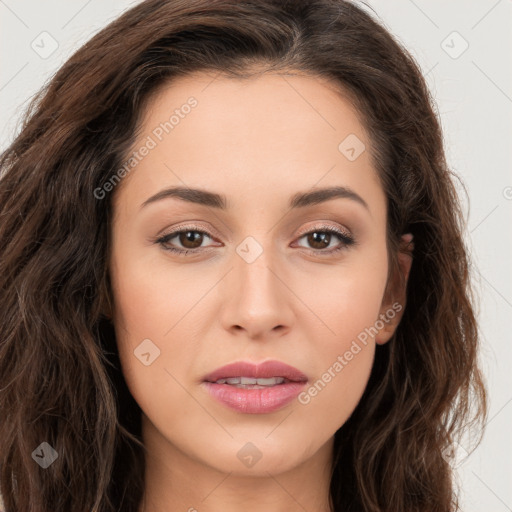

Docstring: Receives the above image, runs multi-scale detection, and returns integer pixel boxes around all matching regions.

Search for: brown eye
[305,231,333,250]
[155,224,355,257]
[156,227,216,254]
[295,226,355,254]
[177,230,205,249]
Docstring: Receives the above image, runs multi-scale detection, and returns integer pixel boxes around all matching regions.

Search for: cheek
[109,244,213,420]
[294,251,388,425]
[109,243,203,343]
[297,341,375,431]
[294,245,388,348]
[296,287,381,431]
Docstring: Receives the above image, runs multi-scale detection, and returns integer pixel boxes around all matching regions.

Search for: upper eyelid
[158,224,219,241]
[159,221,351,238]
[295,223,352,238]
[158,223,353,247]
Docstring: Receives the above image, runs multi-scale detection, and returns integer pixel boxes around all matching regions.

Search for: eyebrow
[140,185,369,212]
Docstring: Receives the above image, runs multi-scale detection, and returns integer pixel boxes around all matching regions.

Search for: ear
[375,233,414,345]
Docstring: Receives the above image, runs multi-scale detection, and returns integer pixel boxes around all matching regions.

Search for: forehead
[112,71,384,217]
[139,70,367,153]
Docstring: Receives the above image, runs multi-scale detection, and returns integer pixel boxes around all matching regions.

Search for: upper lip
[203,360,308,383]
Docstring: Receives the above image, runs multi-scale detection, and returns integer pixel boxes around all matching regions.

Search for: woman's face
[109,71,409,477]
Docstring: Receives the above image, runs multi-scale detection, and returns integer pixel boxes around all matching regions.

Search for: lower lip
[202,381,307,414]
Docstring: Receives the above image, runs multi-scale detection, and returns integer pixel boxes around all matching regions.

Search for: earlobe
[375,233,414,345]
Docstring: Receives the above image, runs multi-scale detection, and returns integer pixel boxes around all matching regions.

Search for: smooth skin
[108,70,413,512]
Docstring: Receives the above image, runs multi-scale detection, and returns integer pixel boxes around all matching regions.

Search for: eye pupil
[180,231,203,248]
[308,232,331,249]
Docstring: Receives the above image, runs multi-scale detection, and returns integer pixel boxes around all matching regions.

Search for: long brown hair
[0,1,487,510]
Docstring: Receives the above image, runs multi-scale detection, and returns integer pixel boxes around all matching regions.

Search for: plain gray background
[1,1,511,510]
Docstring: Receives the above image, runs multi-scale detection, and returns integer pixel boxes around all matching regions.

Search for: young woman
[0,1,487,511]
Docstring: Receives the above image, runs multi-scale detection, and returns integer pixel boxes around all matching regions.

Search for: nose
[219,243,294,340]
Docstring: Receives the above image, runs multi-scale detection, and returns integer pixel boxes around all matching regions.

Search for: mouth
[203,359,308,383]
[201,360,308,414]
[209,376,292,388]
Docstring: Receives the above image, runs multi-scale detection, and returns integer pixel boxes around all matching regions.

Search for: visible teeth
[215,376,286,386]
[254,377,285,385]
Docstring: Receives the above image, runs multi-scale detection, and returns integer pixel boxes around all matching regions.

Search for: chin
[197,435,316,476]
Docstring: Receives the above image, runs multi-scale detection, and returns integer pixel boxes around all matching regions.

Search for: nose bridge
[235,234,283,307]
[220,233,293,336]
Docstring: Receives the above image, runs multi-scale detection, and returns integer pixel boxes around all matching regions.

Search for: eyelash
[154,223,356,257]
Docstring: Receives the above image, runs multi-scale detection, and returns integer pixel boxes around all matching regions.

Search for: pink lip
[203,360,308,383]
[201,360,308,414]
